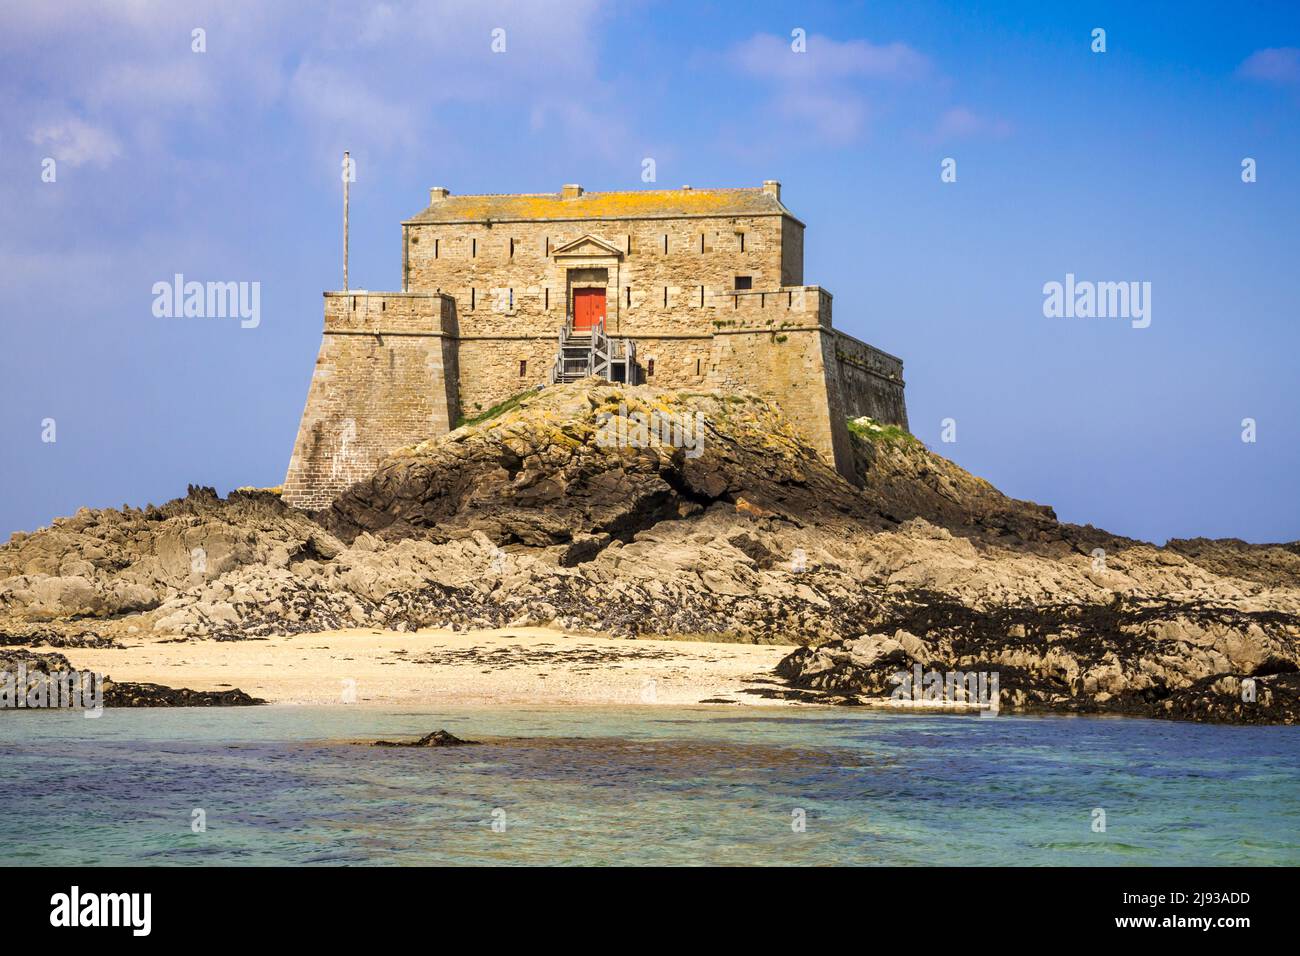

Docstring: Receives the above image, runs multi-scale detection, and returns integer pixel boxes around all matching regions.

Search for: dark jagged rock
[0,649,264,708]
[322,385,878,547]
[372,729,479,747]
[101,680,265,707]
[775,590,1300,724]
[0,627,117,649]
[1165,537,1300,589]
[0,648,74,675]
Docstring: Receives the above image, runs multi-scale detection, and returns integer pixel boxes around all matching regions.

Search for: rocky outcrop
[0,628,117,649]
[372,729,479,747]
[323,385,877,546]
[101,681,265,707]
[848,422,1129,557]
[0,485,343,627]
[1165,537,1300,589]
[774,591,1300,723]
[0,648,76,678]
[0,649,264,708]
[1,383,1296,723]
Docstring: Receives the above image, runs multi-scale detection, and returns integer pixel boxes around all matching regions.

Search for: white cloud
[724,31,931,145]
[724,31,1016,149]
[731,33,930,82]
[1238,47,1300,86]
[2,0,620,189]
[28,118,123,167]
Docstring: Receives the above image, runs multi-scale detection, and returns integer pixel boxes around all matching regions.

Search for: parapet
[322,291,457,337]
[709,285,831,329]
[282,291,460,510]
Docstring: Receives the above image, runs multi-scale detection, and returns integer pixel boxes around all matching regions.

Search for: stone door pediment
[550,234,624,259]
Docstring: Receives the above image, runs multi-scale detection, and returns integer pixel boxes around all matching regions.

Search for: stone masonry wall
[282,293,458,510]
[404,203,813,421]
[706,323,850,477]
[703,291,907,478]
[827,331,909,430]
[404,212,800,336]
[456,336,557,420]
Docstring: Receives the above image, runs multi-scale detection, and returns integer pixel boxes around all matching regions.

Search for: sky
[1,0,1298,544]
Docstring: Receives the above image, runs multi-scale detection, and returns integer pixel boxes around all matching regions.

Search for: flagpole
[343,150,350,292]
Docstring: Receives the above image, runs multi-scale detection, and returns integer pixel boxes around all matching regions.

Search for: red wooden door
[573,288,605,332]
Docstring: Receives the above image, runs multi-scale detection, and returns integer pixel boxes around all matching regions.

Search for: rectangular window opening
[734,276,752,291]
[519,359,527,377]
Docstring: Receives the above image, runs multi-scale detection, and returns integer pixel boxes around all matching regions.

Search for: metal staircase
[551,319,637,385]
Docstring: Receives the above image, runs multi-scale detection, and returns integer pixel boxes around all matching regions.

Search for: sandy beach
[62,628,794,708]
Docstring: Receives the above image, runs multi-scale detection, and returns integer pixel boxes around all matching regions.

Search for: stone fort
[283,181,908,509]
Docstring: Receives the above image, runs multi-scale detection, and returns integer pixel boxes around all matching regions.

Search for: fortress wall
[634,285,829,393]
[448,284,833,413]
[706,285,830,330]
[404,214,792,337]
[827,331,908,429]
[456,336,558,420]
[629,336,713,389]
[606,215,791,335]
[282,293,457,510]
[282,287,903,505]
[705,325,852,478]
[456,333,718,413]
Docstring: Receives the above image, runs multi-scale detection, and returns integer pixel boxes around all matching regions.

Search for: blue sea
[1,706,1296,866]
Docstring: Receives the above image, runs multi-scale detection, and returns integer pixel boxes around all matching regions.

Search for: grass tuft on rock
[846,416,917,446]
[456,389,535,429]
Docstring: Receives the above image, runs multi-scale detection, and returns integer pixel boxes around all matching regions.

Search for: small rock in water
[372,729,479,747]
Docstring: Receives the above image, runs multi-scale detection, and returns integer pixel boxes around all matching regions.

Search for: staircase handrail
[590,318,610,380]
[551,323,569,383]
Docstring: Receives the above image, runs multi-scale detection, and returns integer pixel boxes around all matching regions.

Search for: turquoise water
[1,706,1296,865]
